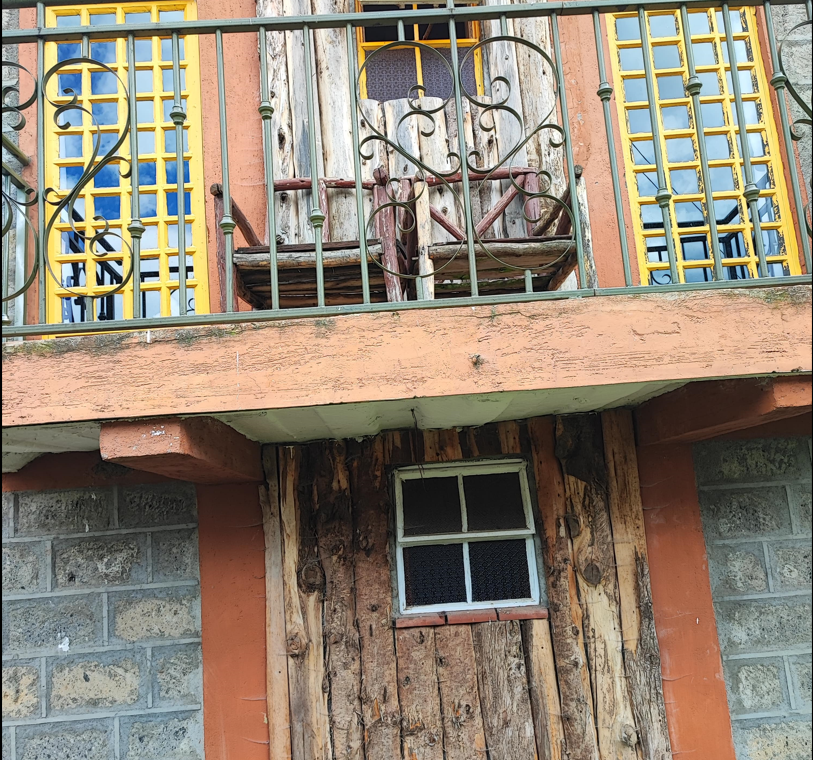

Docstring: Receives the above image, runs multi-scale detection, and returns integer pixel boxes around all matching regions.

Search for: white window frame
[393,458,541,615]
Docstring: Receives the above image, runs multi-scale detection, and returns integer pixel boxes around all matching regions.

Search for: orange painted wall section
[638,443,738,760]
[197,483,270,760]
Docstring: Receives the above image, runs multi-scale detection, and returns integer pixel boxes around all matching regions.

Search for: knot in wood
[564,513,581,538]
[582,561,603,586]
[621,724,639,747]
[286,633,305,657]
[298,561,325,593]
[358,535,371,551]
[370,604,379,612]
[426,732,439,747]
[330,540,345,558]
[402,676,411,687]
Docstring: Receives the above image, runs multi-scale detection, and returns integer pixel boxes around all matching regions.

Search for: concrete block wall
[1,483,204,760]
[696,437,812,760]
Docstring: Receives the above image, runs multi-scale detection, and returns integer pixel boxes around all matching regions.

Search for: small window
[393,460,541,614]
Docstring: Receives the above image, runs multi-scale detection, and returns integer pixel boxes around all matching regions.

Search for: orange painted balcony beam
[100,417,262,484]
[635,375,812,446]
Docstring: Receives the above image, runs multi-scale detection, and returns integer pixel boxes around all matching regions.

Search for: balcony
[1,0,811,340]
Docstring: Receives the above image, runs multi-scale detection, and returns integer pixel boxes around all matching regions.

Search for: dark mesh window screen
[402,476,462,535]
[463,472,527,531]
[364,48,418,102]
[403,543,467,606]
[469,539,531,602]
[421,47,477,99]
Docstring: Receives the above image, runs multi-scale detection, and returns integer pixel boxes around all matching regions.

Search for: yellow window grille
[44,2,209,324]
[609,7,802,285]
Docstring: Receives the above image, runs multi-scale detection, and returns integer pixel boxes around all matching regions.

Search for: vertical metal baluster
[302,25,326,308]
[637,7,679,284]
[593,10,633,286]
[763,1,811,273]
[258,27,280,311]
[15,183,28,328]
[552,13,588,287]
[83,31,93,321]
[2,175,10,327]
[37,2,46,324]
[127,35,144,318]
[171,32,187,314]
[215,29,236,312]
[397,19,406,41]
[447,0,478,297]
[722,3,767,278]
[680,4,723,280]
[347,22,371,304]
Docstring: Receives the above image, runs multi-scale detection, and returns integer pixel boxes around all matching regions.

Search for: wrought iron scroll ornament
[778,18,812,237]
[356,34,575,282]
[2,57,135,316]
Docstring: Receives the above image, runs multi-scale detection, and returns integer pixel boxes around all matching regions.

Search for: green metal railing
[2,0,811,339]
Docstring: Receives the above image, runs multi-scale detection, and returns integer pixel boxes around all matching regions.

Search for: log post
[413,179,435,300]
[373,165,405,302]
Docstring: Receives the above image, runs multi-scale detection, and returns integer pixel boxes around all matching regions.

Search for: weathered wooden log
[373,167,405,302]
[348,436,402,760]
[555,415,639,760]
[522,618,564,760]
[210,183,263,247]
[429,239,573,273]
[429,204,466,241]
[523,171,541,237]
[413,179,435,300]
[602,410,673,760]
[234,243,382,270]
[260,448,292,760]
[476,173,526,237]
[527,417,600,760]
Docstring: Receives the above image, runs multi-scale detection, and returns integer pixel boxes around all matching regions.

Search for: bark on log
[260,447,292,760]
[602,410,672,760]
[527,417,599,760]
[555,415,639,760]
[279,445,332,760]
[472,621,537,760]
[348,437,402,760]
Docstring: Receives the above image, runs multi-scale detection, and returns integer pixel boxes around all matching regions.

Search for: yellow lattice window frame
[44,1,209,324]
[609,7,801,284]
[356,1,484,101]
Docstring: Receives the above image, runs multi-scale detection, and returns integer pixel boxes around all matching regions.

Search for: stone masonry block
[5,595,103,652]
[790,655,812,709]
[694,438,810,486]
[53,534,147,589]
[48,651,145,715]
[2,661,40,719]
[120,711,203,760]
[151,529,199,582]
[15,720,114,760]
[152,644,203,707]
[2,492,12,539]
[110,588,200,643]
[2,542,46,595]
[16,489,112,537]
[2,727,9,760]
[716,598,812,655]
[724,658,789,715]
[707,543,768,596]
[699,487,792,540]
[732,717,812,760]
[118,483,196,529]
[790,483,812,534]
[769,540,812,591]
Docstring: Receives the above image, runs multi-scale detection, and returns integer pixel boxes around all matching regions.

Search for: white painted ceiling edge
[2,380,685,473]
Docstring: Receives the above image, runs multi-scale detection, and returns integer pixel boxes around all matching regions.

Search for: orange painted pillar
[637,443,737,760]
[197,483,270,760]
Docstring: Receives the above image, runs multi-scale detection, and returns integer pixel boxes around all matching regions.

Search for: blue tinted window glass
[57,43,81,62]
[721,40,750,64]
[681,236,709,261]
[93,132,119,155]
[59,134,83,158]
[653,45,681,69]
[166,191,191,217]
[90,42,116,63]
[688,12,710,34]
[164,129,189,153]
[137,100,154,124]
[138,131,156,153]
[139,161,157,185]
[58,73,82,96]
[165,160,190,184]
[90,13,117,25]
[670,169,699,195]
[662,105,690,129]
[697,72,720,95]
[168,223,193,247]
[134,39,153,62]
[60,165,83,190]
[56,15,80,27]
[700,102,725,127]
[619,47,644,71]
[709,166,735,191]
[616,17,640,41]
[623,78,648,102]
[631,140,656,165]
[705,134,730,159]
[92,101,118,125]
[650,15,677,38]
[641,205,664,229]
[163,99,187,122]
[93,163,120,188]
[666,138,694,162]
[126,12,152,24]
[91,71,118,95]
[159,10,186,22]
[140,259,161,282]
[637,172,658,197]
[161,38,186,61]
[170,288,196,316]
[714,199,740,225]
[61,261,86,287]
[140,193,158,217]
[692,43,717,65]
[628,109,652,134]
[141,226,158,249]
[675,201,704,227]
[136,70,153,93]
[94,195,121,220]
[61,233,85,255]
[684,267,713,282]
[162,68,187,92]
[657,75,684,99]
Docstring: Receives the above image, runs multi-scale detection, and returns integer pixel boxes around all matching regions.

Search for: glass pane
[680,234,709,260]
[674,201,704,227]
[134,39,152,62]
[753,165,772,190]
[715,199,741,225]
[90,13,117,26]
[159,10,186,22]
[705,134,731,159]
[161,38,186,61]
[96,258,124,287]
[649,270,673,285]
[724,264,751,280]
[139,161,157,185]
[164,129,189,153]
[59,165,83,190]
[646,236,668,262]
[692,42,717,66]
[762,230,783,258]
[709,166,736,191]
[61,261,86,285]
[94,132,118,155]
[616,17,640,41]
[661,105,690,129]
[168,254,194,281]
[619,48,644,71]
[402,477,462,536]
[91,72,118,95]
[463,472,527,532]
[92,102,118,126]
[140,259,161,282]
[126,12,152,24]
[91,42,116,64]
[716,9,745,33]
[666,137,694,162]
[684,266,713,282]
[637,172,659,197]
[166,191,191,217]
[170,287,196,316]
[168,223,193,247]
[757,196,776,222]
[403,543,467,607]
[670,169,699,195]
[766,262,788,277]
[697,72,720,95]
[721,40,750,64]
[138,131,156,154]
[628,109,652,134]
[60,197,85,223]
[97,294,124,321]
[58,73,82,97]
[56,15,81,27]
[641,205,664,229]
[649,15,677,38]
[726,69,755,94]
[700,102,725,127]
[136,70,154,93]
[657,75,684,99]
[687,12,711,35]
[141,225,158,249]
[736,132,767,157]
[163,99,188,122]
[62,297,88,323]
[140,193,157,217]
[632,139,656,165]
[93,163,120,188]
[61,232,85,255]
[162,68,186,92]
[142,289,161,318]
[137,100,155,125]
[653,45,681,69]
[165,160,191,185]
[58,43,81,62]
[731,101,760,126]
[94,195,121,220]
[623,78,648,102]
[720,230,747,256]
[470,540,532,602]
[59,134,83,158]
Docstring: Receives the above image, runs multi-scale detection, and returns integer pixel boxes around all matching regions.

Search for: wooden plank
[348,436,402,760]
[234,244,382,270]
[429,205,466,241]
[602,410,672,760]
[575,172,598,288]
[522,618,564,760]
[312,440,364,760]
[383,98,420,180]
[413,179,435,300]
[278,445,332,760]
[260,447,292,760]
[469,96,505,238]
[526,417,599,760]
[555,415,638,760]
[373,174,406,303]
[471,621,537,760]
